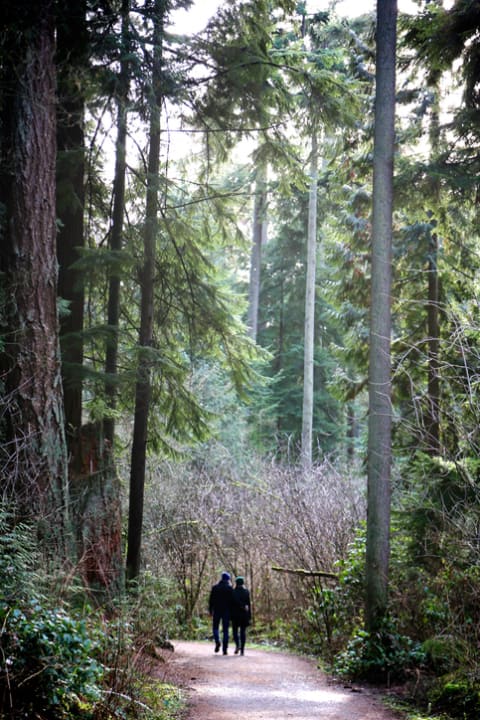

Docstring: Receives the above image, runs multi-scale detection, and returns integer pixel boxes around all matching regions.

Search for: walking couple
[209,572,251,656]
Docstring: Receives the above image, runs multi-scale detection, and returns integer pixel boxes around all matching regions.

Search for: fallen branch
[271,565,338,580]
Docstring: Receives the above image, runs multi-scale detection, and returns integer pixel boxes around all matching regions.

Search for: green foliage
[422,636,468,675]
[1,602,103,717]
[0,513,105,719]
[256,187,345,459]
[140,680,186,720]
[129,572,182,643]
[333,620,426,682]
[0,513,41,604]
[428,677,480,720]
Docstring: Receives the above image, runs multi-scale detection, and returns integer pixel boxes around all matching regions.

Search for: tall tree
[426,87,441,456]
[104,0,130,445]
[301,131,318,467]
[56,0,87,453]
[126,0,165,583]
[0,0,69,542]
[247,157,267,342]
[365,0,397,633]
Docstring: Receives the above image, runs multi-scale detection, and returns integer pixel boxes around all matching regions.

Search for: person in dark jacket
[231,576,251,656]
[209,571,233,655]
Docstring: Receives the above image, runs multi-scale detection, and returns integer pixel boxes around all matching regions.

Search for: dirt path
[165,640,402,720]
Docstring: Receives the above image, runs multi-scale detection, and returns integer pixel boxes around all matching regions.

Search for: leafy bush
[0,600,104,718]
[0,512,106,718]
[422,635,468,674]
[333,619,426,682]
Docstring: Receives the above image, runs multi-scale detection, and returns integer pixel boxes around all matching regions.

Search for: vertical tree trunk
[426,89,441,455]
[365,0,397,633]
[346,402,356,461]
[56,0,87,454]
[247,158,267,342]
[301,132,318,468]
[0,1,69,546]
[104,0,130,445]
[126,0,164,583]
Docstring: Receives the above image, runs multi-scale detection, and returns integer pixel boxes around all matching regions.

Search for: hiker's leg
[221,612,230,653]
[212,612,221,651]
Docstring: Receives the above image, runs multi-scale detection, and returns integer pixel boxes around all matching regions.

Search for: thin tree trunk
[426,89,440,455]
[126,0,164,583]
[56,0,87,454]
[365,0,397,633]
[301,132,318,468]
[346,402,356,461]
[0,1,69,547]
[275,278,285,443]
[104,0,130,445]
[247,158,267,342]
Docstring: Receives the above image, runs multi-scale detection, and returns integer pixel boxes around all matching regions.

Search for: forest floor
[155,639,405,720]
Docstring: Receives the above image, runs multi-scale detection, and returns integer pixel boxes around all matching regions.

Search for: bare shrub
[142,448,365,647]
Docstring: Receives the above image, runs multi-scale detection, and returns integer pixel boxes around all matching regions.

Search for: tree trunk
[69,422,124,598]
[301,132,318,468]
[365,0,397,633]
[56,0,87,454]
[346,402,356,461]
[247,158,267,342]
[0,1,69,547]
[104,0,130,445]
[426,89,441,456]
[126,0,164,583]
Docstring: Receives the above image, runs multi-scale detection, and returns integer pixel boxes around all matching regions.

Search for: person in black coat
[209,571,234,655]
[231,576,251,656]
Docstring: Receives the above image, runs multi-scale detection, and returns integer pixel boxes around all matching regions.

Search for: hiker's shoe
[215,641,221,653]
[234,647,239,655]
[223,650,228,655]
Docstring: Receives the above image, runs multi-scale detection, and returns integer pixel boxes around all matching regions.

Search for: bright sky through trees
[169,0,422,34]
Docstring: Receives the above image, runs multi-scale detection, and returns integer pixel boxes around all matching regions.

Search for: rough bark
[0,1,69,542]
[301,132,318,468]
[365,0,397,633]
[70,423,123,599]
[126,0,164,583]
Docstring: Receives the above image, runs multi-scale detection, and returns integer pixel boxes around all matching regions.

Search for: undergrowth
[0,510,186,719]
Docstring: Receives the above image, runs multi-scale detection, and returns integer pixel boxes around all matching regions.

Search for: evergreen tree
[0,1,69,547]
[365,0,397,634]
[126,0,165,583]
[56,0,88,454]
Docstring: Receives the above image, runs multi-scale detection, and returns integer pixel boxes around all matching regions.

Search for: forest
[1,0,480,718]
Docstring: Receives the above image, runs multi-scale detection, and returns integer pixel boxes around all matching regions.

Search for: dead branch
[271,565,338,580]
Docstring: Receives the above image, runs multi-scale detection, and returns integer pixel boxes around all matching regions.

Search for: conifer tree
[365,0,397,633]
[0,0,69,546]
[104,0,131,445]
[56,0,88,456]
[126,0,165,582]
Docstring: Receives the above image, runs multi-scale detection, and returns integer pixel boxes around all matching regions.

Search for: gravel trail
[167,640,402,720]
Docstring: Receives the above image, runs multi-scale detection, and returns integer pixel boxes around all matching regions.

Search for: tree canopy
[2,1,480,717]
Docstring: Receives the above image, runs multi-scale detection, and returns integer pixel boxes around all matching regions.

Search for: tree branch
[271,565,338,580]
